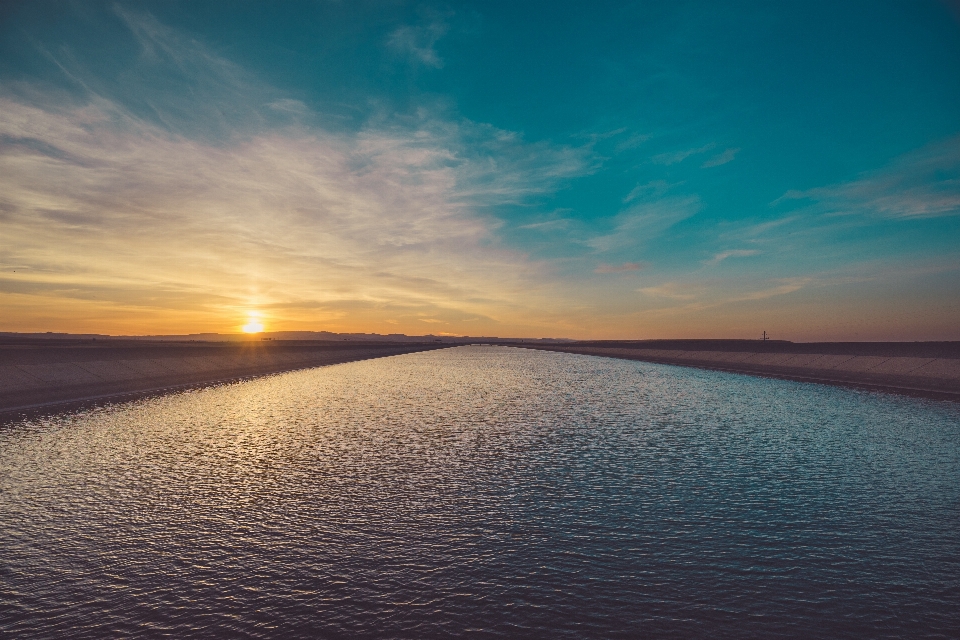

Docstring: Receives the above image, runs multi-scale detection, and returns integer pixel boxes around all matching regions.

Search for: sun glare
[242,313,264,334]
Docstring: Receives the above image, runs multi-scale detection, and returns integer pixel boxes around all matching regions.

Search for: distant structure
[762,330,769,341]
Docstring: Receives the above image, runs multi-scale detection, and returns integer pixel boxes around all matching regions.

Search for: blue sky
[1,0,959,339]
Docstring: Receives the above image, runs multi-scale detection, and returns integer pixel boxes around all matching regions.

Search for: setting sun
[242,313,264,334]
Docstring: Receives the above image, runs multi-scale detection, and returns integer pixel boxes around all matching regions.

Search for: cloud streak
[622,180,672,203]
[705,249,759,266]
[652,143,714,166]
[638,277,810,308]
[586,197,700,253]
[775,136,960,219]
[701,147,740,168]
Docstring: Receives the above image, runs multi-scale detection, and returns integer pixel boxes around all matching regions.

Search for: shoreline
[519,341,960,401]
[4,339,959,418]
[0,340,449,418]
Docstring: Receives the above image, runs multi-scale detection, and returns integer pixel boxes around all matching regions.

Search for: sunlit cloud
[728,277,810,302]
[705,249,760,266]
[639,277,810,308]
[638,282,699,300]
[0,94,587,333]
[0,10,594,336]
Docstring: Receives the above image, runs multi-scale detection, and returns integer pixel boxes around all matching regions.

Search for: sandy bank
[521,341,960,400]
[0,340,447,415]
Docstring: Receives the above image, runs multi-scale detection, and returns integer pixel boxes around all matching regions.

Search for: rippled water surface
[2,346,959,638]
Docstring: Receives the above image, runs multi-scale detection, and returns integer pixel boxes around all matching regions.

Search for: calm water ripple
[1,346,959,638]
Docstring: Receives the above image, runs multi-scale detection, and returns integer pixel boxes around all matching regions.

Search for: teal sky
[1,1,959,339]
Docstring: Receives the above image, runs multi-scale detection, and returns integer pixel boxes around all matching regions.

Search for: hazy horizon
[2,1,959,341]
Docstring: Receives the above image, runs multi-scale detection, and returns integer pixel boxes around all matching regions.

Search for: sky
[1,0,959,340]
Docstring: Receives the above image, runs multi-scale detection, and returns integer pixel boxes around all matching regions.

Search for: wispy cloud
[614,132,650,152]
[111,6,275,137]
[0,12,592,335]
[729,277,810,302]
[622,180,672,203]
[637,282,698,300]
[705,249,759,266]
[639,276,809,307]
[774,136,960,219]
[267,99,308,114]
[586,197,700,253]
[652,143,714,165]
[519,218,572,231]
[387,14,449,68]
[701,147,740,168]
[733,215,800,238]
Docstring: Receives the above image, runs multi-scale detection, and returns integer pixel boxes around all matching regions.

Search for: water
[1,345,959,638]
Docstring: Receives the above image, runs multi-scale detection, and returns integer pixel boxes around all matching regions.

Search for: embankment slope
[0,339,447,414]
[521,340,960,400]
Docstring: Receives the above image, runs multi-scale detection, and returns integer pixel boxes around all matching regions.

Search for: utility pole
[762,330,768,341]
